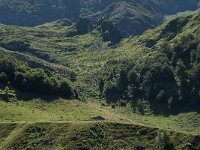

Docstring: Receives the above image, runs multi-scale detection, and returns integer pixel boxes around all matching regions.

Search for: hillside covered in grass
[0,122,200,150]
[1,11,200,114]
[0,0,200,35]
[0,3,200,150]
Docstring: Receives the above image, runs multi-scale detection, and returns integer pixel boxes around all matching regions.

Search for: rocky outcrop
[97,17,123,45]
[76,18,93,35]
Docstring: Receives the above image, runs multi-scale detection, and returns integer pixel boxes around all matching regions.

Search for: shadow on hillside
[149,101,200,116]
[15,89,72,102]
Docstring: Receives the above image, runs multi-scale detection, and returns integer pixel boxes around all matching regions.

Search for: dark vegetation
[0,52,76,100]
[76,18,93,35]
[98,14,200,114]
[0,40,57,63]
[97,17,123,45]
[1,41,30,52]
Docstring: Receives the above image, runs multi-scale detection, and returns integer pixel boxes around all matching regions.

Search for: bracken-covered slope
[0,122,200,150]
[0,0,200,35]
[0,12,200,114]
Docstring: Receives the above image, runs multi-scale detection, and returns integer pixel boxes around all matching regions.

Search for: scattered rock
[91,116,105,121]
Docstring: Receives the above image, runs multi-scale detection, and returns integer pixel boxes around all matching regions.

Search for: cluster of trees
[161,32,200,108]
[0,86,16,101]
[97,17,123,45]
[98,32,200,114]
[0,52,76,99]
[76,18,93,35]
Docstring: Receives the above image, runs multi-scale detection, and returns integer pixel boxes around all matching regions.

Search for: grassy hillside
[0,12,200,149]
[0,98,200,149]
[0,0,199,35]
[1,12,200,114]
[0,99,200,134]
[0,100,121,123]
[0,19,114,97]
[0,122,200,150]
[0,96,200,149]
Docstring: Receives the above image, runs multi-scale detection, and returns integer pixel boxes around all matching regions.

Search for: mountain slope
[0,12,200,114]
[81,0,200,35]
[0,5,200,150]
[98,11,200,114]
[0,0,80,26]
[0,0,199,35]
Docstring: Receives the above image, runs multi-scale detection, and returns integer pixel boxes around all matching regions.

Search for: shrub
[156,131,172,149]
[0,72,8,84]
[0,86,16,101]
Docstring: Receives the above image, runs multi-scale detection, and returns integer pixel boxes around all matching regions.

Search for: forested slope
[98,12,200,114]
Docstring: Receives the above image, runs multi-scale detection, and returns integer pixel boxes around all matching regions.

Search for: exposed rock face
[97,17,123,45]
[74,17,122,45]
